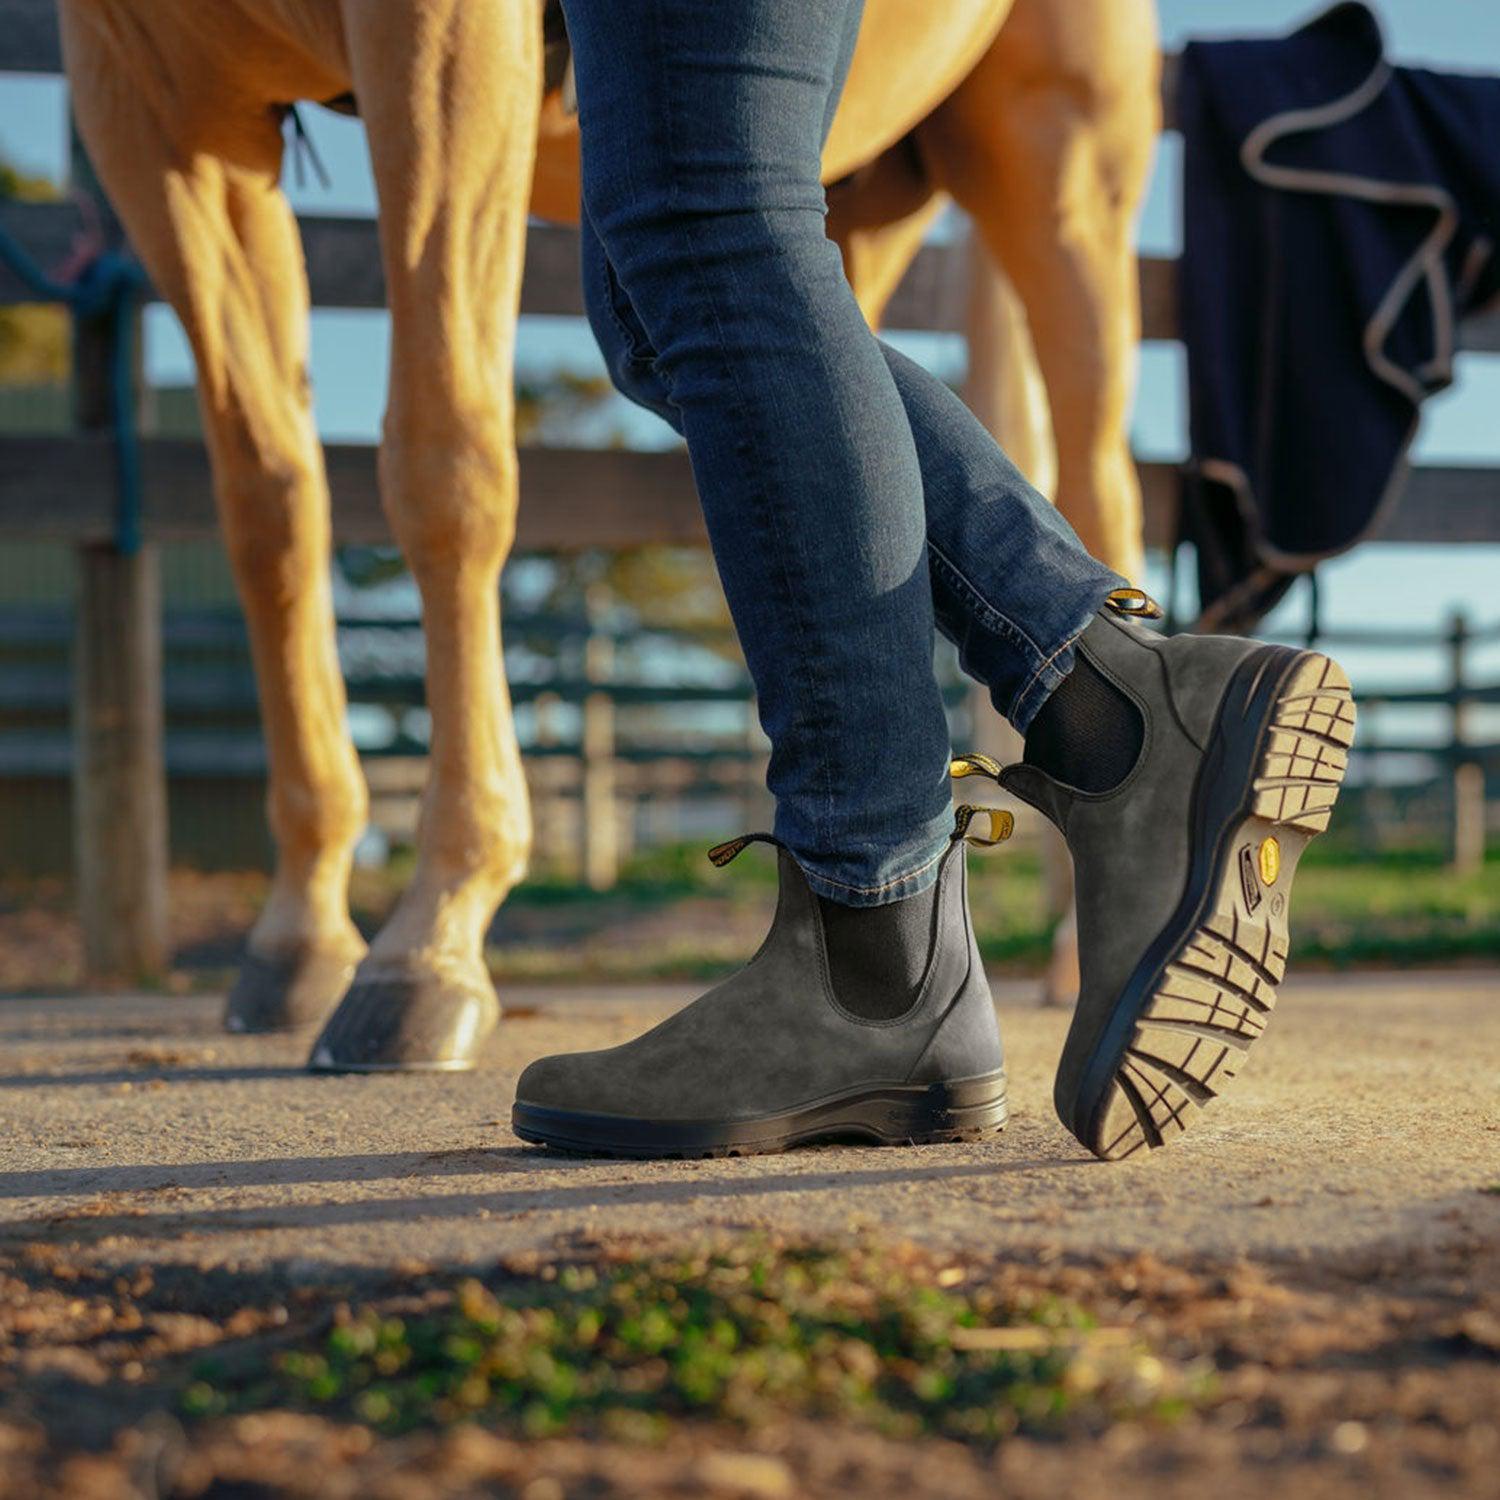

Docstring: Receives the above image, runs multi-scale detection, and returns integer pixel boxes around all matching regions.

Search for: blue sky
[1,0,1497,740]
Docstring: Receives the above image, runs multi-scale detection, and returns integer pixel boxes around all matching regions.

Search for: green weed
[182,1242,1205,1443]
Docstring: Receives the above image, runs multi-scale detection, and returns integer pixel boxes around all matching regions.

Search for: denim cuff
[1005,590,1114,734]
[789,823,952,908]
[929,544,1125,738]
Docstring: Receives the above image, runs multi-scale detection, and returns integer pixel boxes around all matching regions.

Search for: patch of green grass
[519,840,781,907]
[1285,845,1500,967]
[969,843,1500,971]
[181,1242,1203,1443]
[478,842,1500,982]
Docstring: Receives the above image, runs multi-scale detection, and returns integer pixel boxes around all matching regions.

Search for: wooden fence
[0,599,977,881]
[1,0,1497,977]
[3,597,1492,864]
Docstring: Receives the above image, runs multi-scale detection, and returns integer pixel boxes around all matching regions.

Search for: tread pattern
[1250,656,1356,834]
[1092,653,1354,1161]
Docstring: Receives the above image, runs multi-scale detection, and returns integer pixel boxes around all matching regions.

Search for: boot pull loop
[706,831,783,867]
[1103,587,1164,621]
[949,752,1005,783]
[949,754,1014,849]
[952,804,1014,849]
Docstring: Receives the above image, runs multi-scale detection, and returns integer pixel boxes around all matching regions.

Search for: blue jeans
[562,0,1124,905]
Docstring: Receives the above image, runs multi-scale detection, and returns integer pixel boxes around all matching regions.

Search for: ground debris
[0,1232,1495,1499]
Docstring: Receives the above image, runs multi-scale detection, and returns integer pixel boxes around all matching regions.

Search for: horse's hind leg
[61,5,368,1029]
[918,0,1159,1006]
[308,0,540,1070]
[825,142,947,331]
[919,0,1159,584]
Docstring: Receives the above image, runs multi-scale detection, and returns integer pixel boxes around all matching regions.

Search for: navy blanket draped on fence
[1177,1,1500,630]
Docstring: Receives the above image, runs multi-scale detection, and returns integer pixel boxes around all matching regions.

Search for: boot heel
[1086,652,1356,1160]
[892,1071,1009,1145]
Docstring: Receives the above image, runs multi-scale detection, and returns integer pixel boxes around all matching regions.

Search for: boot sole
[1067,650,1355,1161]
[512,1070,1008,1159]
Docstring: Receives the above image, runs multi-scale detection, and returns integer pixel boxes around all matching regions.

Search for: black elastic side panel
[1023,653,1144,794]
[816,877,939,1021]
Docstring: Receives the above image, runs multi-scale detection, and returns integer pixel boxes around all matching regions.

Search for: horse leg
[954,244,1093,1007]
[918,0,1160,584]
[825,143,946,330]
[308,0,539,1070]
[61,7,368,1030]
[919,0,1158,1007]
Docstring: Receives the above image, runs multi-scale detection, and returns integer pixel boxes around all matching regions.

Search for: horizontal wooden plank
[0,435,712,548]
[1136,255,1500,353]
[7,198,1498,354]
[0,733,774,779]
[0,433,1493,549]
[0,606,742,650]
[1137,459,1500,547]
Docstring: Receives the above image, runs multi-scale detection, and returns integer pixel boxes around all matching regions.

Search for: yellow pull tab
[949,752,1004,783]
[707,834,753,867]
[953,804,1014,848]
[707,832,782,867]
[1104,587,1164,620]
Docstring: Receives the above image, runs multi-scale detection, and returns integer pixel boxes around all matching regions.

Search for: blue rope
[0,222,148,555]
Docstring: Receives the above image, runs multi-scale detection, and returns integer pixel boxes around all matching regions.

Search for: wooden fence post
[531,689,562,867]
[1447,611,1485,873]
[580,592,618,890]
[73,545,169,977]
[1452,763,1486,875]
[69,124,169,981]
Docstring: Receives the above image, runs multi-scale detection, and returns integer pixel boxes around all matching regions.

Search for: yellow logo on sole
[1258,837,1281,886]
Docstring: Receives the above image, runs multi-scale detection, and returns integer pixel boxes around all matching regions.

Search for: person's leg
[538,0,1356,1166]
[578,204,1358,1167]
[515,0,1020,1157]
[582,207,1126,737]
[564,0,954,906]
[879,322,1357,1164]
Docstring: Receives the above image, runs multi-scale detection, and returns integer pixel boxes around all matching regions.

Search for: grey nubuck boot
[985,593,1355,1162]
[511,814,1012,1159]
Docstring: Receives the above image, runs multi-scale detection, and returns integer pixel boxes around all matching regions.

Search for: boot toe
[515,1048,614,1113]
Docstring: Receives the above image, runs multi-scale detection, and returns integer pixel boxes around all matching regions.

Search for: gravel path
[2,970,1496,1276]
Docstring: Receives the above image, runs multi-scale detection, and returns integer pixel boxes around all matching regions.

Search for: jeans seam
[1010,617,1092,725]
[928,541,1045,661]
[800,840,946,899]
[591,223,656,367]
[654,0,840,850]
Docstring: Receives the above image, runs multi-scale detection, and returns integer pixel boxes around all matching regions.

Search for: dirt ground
[0,972,1497,1497]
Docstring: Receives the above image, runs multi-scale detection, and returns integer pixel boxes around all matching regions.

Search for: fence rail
[4,431,1499,552]
[8,195,1500,355]
[3,602,1494,858]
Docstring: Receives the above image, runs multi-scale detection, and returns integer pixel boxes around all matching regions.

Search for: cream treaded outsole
[1093,655,1357,1161]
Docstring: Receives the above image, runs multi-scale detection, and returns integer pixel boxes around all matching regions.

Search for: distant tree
[515,368,617,446]
[0,160,68,385]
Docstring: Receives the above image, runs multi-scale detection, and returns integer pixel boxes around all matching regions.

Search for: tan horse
[58,0,1157,1069]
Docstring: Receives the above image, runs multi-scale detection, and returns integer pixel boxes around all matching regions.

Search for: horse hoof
[305,965,500,1072]
[224,947,360,1034]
